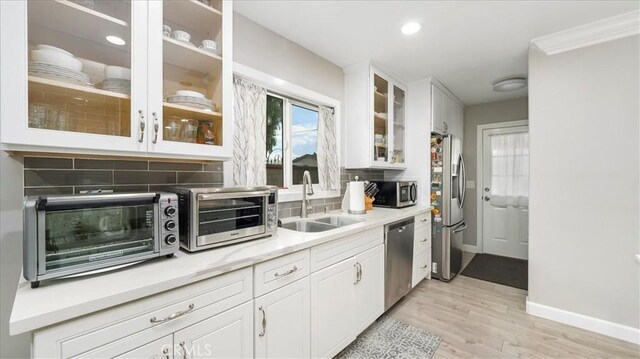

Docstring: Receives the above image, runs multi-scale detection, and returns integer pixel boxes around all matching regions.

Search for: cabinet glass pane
[373,74,388,162]
[392,86,405,164]
[162,0,224,146]
[27,1,132,137]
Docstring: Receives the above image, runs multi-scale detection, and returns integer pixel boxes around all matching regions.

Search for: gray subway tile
[203,161,224,171]
[277,209,290,219]
[24,157,72,169]
[114,171,176,185]
[290,207,301,217]
[177,172,223,184]
[25,170,112,186]
[75,159,148,170]
[150,161,203,171]
[24,186,74,196]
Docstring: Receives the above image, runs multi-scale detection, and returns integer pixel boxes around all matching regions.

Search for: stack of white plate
[166,90,214,110]
[101,78,130,95]
[28,62,91,87]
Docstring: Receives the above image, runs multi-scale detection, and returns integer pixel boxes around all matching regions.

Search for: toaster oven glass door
[197,195,267,247]
[42,202,156,273]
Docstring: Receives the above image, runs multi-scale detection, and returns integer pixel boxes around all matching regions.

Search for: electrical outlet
[432,262,437,273]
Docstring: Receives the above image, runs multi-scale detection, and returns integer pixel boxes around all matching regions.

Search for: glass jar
[197,121,215,145]
[180,119,198,143]
[164,116,181,141]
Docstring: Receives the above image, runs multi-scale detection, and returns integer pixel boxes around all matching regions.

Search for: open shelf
[29,1,130,50]
[163,37,221,75]
[374,91,388,99]
[163,102,221,121]
[164,0,222,35]
[29,76,130,100]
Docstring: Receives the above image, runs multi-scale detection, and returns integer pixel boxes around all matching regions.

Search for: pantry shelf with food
[0,0,233,161]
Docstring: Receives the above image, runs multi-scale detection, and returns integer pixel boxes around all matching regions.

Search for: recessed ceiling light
[401,22,421,35]
[492,77,527,92]
[106,35,126,46]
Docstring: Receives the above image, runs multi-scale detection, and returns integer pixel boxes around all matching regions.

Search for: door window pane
[266,95,284,187]
[373,74,388,162]
[291,104,319,185]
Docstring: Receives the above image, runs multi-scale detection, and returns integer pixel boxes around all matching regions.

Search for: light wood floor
[387,253,640,359]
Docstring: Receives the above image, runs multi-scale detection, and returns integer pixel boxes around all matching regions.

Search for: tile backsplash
[277,168,384,219]
[23,157,383,220]
[23,156,224,196]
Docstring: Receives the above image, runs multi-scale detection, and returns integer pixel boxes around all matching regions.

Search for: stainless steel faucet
[301,170,314,218]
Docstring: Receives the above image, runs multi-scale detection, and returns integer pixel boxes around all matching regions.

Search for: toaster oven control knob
[164,206,176,217]
[165,234,177,245]
[164,220,176,231]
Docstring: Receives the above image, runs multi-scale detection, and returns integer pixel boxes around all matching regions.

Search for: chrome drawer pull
[421,264,429,269]
[274,265,298,278]
[258,306,266,337]
[179,341,188,359]
[150,303,195,324]
[152,112,159,144]
[420,218,428,223]
[162,347,170,359]
[138,110,145,143]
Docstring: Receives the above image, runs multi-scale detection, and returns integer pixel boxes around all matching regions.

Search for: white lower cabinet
[174,301,254,359]
[311,245,384,358]
[254,278,310,359]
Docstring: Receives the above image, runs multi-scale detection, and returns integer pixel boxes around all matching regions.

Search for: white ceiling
[234,1,639,105]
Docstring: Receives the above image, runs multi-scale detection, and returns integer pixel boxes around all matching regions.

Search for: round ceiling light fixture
[492,76,527,92]
[106,35,126,46]
[401,22,421,35]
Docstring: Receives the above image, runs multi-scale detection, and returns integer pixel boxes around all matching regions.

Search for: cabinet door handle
[358,263,363,283]
[353,263,359,285]
[149,303,194,324]
[258,306,266,337]
[162,347,170,359]
[152,112,159,144]
[420,238,428,243]
[274,265,298,278]
[420,218,428,223]
[179,341,188,359]
[421,264,429,269]
[138,110,145,143]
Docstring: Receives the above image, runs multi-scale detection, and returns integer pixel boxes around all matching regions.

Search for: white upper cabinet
[430,83,463,139]
[0,0,232,160]
[344,61,407,170]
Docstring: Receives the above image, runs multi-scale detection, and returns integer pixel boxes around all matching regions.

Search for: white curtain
[316,105,339,191]
[233,77,267,186]
[490,132,529,208]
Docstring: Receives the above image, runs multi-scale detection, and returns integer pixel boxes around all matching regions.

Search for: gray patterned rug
[335,315,443,359]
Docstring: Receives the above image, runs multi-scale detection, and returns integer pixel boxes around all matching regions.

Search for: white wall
[528,35,639,334]
[462,97,528,247]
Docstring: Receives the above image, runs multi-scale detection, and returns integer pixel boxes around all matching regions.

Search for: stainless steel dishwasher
[384,217,414,310]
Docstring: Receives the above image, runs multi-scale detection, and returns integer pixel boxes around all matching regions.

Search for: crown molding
[531,10,639,55]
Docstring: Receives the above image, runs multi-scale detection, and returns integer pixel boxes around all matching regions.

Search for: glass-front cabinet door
[392,85,406,165]
[2,1,148,153]
[147,0,232,158]
[371,69,406,168]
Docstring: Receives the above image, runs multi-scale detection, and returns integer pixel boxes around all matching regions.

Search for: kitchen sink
[280,215,364,233]
[314,216,364,227]
[280,220,338,233]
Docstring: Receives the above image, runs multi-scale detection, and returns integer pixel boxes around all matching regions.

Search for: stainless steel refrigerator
[431,135,467,281]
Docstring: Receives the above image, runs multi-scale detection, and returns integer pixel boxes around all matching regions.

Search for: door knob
[484,196,490,201]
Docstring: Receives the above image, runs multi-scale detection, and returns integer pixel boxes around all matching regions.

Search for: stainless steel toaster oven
[171,186,278,252]
[23,192,179,288]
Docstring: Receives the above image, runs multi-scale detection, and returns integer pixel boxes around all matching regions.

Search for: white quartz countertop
[10,206,430,335]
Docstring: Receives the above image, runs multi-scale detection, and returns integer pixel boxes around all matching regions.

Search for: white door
[481,126,529,259]
[310,258,355,359]
[113,335,174,359]
[353,245,384,334]
[174,301,253,359]
[255,278,310,359]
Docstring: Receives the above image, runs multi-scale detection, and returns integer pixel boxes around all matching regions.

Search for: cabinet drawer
[34,268,253,358]
[254,249,310,297]
[415,212,430,229]
[414,226,431,254]
[310,227,384,272]
[412,248,431,288]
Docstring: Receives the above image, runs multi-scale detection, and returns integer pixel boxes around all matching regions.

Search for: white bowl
[36,44,73,57]
[172,30,191,42]
[30,50,82,72]
[175,90,204,98]
[104,66,131,80]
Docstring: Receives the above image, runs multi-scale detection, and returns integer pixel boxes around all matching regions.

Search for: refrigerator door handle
[459,154,467,208]
[453,221,467,233]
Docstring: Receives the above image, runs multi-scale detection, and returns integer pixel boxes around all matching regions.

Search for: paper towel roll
[348,181,366,214]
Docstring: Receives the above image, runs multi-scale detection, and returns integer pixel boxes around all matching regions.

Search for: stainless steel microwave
[373,181,418,208]
[171,186,278,252]
[23,192,179,288]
